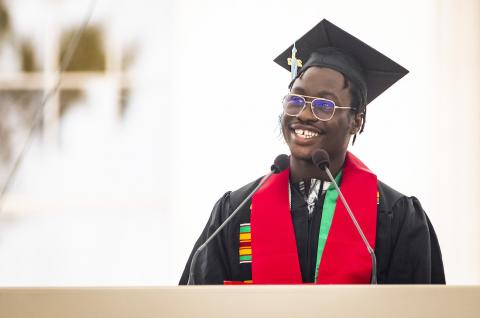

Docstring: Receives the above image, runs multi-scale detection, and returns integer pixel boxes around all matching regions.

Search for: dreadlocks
[343,76,367,145]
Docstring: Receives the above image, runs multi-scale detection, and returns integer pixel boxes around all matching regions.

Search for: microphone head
[312,149,330,171]
[271,154,290,173]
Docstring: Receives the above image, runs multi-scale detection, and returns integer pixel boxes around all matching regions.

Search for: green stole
[314,170,342,282]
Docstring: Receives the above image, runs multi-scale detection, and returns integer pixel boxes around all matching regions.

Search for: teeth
[294,128,319,139]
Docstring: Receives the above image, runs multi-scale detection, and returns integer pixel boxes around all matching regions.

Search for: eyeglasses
[282,93,353,121]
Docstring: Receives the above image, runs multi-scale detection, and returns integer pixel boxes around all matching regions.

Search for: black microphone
[311,149,378,284]
[187,154,289,285]
[271,154,290,173]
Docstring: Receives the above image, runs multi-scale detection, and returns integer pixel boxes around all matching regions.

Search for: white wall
[0,0,478,285]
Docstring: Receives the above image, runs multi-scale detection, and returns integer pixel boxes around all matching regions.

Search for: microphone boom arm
[187,171,274,285]
[324,167,378,284]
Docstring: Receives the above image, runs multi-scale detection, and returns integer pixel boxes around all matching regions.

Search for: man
[179,19,445,284]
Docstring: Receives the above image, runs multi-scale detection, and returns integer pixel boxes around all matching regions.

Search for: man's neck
[289,152,345,183]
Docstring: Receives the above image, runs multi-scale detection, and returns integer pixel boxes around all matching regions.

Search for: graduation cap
[274,19,409,106]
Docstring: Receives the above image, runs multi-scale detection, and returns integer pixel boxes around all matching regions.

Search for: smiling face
[281,67,362,165]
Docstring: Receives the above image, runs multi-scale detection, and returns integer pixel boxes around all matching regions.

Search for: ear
[350,113,363,135]
[280,113,289,141]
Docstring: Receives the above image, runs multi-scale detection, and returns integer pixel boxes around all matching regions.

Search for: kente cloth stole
[249,152,377,284]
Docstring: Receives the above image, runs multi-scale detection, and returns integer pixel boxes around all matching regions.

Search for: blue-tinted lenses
[283,94,336,120]
[284,95,304,109]
[311,98,335,115]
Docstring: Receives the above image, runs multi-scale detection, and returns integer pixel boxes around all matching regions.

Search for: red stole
[250,152,377,284]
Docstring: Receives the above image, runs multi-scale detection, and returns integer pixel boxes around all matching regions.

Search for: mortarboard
[274,19,409,106]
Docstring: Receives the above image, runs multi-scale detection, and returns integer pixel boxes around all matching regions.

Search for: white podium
[0,286,479,318]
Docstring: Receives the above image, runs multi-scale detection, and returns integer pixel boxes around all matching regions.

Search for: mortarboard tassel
[287,43,303,80]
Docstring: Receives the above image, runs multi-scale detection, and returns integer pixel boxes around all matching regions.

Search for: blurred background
[0,0,478,286]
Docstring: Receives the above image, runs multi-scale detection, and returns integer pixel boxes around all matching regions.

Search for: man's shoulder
[209,177,263,226]
[228,177,263,211]
[377,180,409,212]
[377,180,427,220]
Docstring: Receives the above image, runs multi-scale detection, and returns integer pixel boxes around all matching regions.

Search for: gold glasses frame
[282,93,353,121]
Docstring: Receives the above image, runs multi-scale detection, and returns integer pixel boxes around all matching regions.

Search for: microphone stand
[187,171,274,285]
[323,167,378,284]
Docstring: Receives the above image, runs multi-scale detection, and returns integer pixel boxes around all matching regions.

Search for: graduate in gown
[179,19,445,285]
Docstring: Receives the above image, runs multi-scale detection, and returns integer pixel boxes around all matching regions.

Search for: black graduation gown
[179,178,445,285]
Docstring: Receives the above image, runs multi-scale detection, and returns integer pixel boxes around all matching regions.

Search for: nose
[296,101,318,122]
